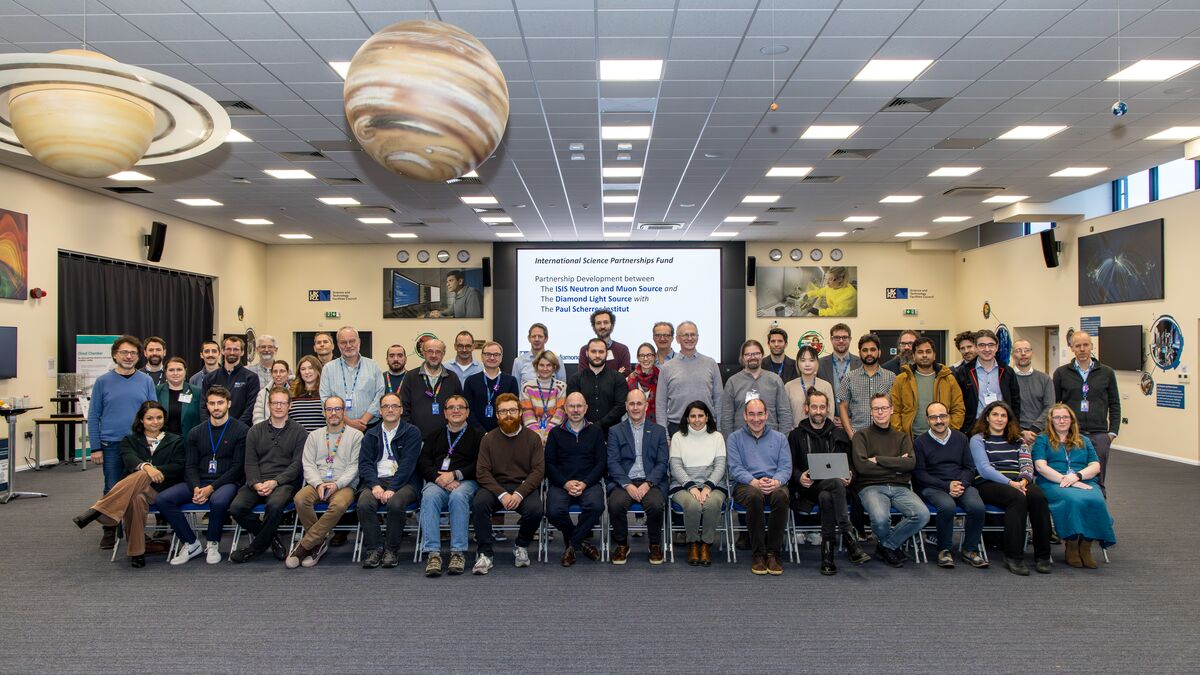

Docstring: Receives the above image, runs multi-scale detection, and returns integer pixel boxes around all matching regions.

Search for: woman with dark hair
[667,401,726,566]
[289,355,325,432]
[784,345,836,426]
[1032,404,1116,568]
[157,356,202,436]
[253,359,291,424]
[72,401,186,567]
[628,342,661,425]
[970,400,1052,575]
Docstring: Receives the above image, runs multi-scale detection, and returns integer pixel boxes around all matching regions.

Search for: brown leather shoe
[751,553,768,575]
[687,542,700,566]
[561,546,576,567]
[611,543,630,565]
[1078,539,1098,569]
[766,552,783,575]
[330,531,349,547]
[579,542,601,562]
[1065,538,1083,567]
[99,526,117,550]
[699,543,712,566]
[143,538,170,555]
[649,544,664,565]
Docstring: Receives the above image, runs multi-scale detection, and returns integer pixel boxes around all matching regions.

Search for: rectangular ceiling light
[724,216,756,222]
[329,61,351,79]
[279,233,312,239]
[601,126,652,140]
[880,195,921,203]
[816,231,847,237]
[387,232,418,239]
[603,216,634,223]
[495,231,525,238]
[598,59,663,81]
[1145,127,1200,140]
[709,231,738,238]
[997,125,1067,140]
[801,125,859,140]
[108,171,154,181]
[742,194,780,203]
[603,231,632,238]
[318,197,360,205]
[602,166,643,178]
[264,169,315,179]
[603,195,638,204]
[1108,59,1200,82]
[844,215,879,222]
[1050,167,1107,177]
[933,216,970,222]
[176,198,222,206]
[929,166,981,177]
[358,217,393,224]
[480,216,513,223]
[224,130,252,143]
[460,195,499,205]
[235,218,273,225]
[895,231,928,237]
[982,195,1028,204]
[853,59,933,82]
[766,166,813,177]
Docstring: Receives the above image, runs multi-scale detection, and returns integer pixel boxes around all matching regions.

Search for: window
[1156,157,1198,201]
[1024,222,1055,235]
[1127,169,1151,208]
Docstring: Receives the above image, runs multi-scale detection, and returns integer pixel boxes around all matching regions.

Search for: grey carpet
[0,450,1196,674]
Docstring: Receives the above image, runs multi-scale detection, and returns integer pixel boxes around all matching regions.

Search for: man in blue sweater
[545,393,606,566]
[727,398,792,576]
[87,335,157,548]
[911,401,988,570]
[202,335,259,426]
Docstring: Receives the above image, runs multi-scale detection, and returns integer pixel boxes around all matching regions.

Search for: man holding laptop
[787,390,870,575]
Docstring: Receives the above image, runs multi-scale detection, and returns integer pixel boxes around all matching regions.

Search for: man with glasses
[727,398,792,575]
[852,393,929,567]
[1053,331,1120,488]
[356,391,423,569]
[837,334,896,436]
[652,321,676,365]
[882,330,920,375]
[890,337,965,437]
[512,323,566,385]
[202,335,260,426]
[319,326,385,434]
[655,321,724,436]
[287,396,362,568]
[720,339,793,435]
[246,334,278,393]
[464,341,519,432]
[912,401,988,570]
[954,329,1020,434]
[446,330,482,386]
[400,338,463,438]
[818,323,861,419]
[417,395,485,577]
[1012,339,1055,446]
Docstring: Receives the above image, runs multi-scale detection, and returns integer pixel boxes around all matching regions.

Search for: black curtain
[57,251,215,373]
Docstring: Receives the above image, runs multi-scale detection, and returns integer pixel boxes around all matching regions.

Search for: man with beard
[764,328,797,384]
[446,330,482,386]
[567,338,628,433]
[1012,339,1055,446]
[140,336,167,386]
[952,331,976,370]
[202,335,260,426]
[912,401,988,570]
[312,332,335,365]
[837,334,896,435]
[720,339,793,435]
[817,323,861,417]
[357,391,423,569]
[788,390,869,575]
[189,340,221,388]
[882,330,920,375]
[545,393,606,566]
[512,323,566,384]
[577,309,631,375]
[400,338,464,438]
[319,326,385,433]
[471,393,545,574]
[383,344,408,395]
[955,329,1020,434]
[246,334,278,393]
[891,337,965,437]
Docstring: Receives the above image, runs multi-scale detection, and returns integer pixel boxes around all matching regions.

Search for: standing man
[229,386,307,563]
[202,335,260,426]
[882,330,920,375]
[955,329,1020,434]
[1053,331,1120,487]
[446,330,482,386]
[891,337,965,436]
[140,336,167,386]
[652,321,676,365]
[837,334,896,436]
[87,335,157,548]
[189,340,221,388]
[312,332,335,365]
[655,321,723,436]
[400,338,463,438]
[544,393,606,566]
[512,323,566,384]
[1013,339,1056,446]
[246,334,278,393]
[726,398,792,576]
[287,396,362,568]
[383,344,408,395]
[721,339,793,435]
[577,309,631,375]
[765,328,797,384]
[464,341,519,432]
[817,323,861,416]
[952,331,976,370]
[430,269,482,318]
[606,389,668,565]
[319,326,385,433]
[568,338,628,433]
[356,391,423,569]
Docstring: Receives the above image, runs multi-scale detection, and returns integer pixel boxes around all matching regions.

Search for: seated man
[727,398,792,576]
[471,393,545,574]
[606,389,668,565]
[545,392,606,566]
[229,387,308,563]
[851,393,930,567]
[357,391,423,569]
[287,396,363,569]
[417,395,485,577]
[912,401,988,569]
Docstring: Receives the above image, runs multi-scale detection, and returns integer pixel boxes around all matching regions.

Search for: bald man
[606,389,668,565]
[1053,331,1120,488]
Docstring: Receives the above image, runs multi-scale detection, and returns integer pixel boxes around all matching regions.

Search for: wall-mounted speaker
[746,256,756,287]
[144,221,167,262]
[1039,228,1061,268]
[481,256,492,287]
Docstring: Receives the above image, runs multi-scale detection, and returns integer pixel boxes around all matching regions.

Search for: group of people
[76,314,1117,576]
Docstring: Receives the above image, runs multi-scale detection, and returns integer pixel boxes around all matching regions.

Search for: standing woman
[72,401,186,567]
[628,342,661,425]
[668,401,726,566]
[253,360,291,424]
[784,345,836,426]
[970,400,1052,575]
[519,351,567,442]
[1032,404,1116,568]
[157,356,202,436]
[289,355,325,432]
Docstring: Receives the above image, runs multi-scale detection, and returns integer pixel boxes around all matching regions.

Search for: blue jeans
[859,484,930,551]
[156,482,240,545]
[101,443,123,493]
[420,480,478,554]
[920,485,985,553]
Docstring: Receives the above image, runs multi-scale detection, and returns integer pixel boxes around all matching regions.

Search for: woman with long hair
[289,355,324,432]
[668,401,726,566]
[784,345,836,426]
[628,342,661,425]
[253,359,291,424]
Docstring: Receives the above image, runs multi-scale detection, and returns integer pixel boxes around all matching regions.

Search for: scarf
[627,365,660,422]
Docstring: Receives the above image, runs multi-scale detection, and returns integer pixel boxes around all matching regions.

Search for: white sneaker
[169,541,202,565]
[472,553,493,575]
[513,545,531,567]
[205,541,222,564]
[807,532,823,546]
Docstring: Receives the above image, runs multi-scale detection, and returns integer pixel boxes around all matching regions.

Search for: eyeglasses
[871,406,893,413]
[324,406,344,413]
[380,404,402,411]
[482,352,502,358]
[831,335,850,341]
[445,405,467,412]
[976,342,998,349]
[638,353,655,359]
[1012,348,1033,354]
[269,401,290,407]
[743,352,763,358]
[653,333,672,339]
[927,413,949,420]
[116,350,139,356]
[1051,415,1072,421]
[899,342,915,348]
[496,408,520,416]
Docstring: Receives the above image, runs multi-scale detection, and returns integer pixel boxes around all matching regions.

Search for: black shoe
[129,554,146,568]
[73,508,101,529]
[843,528,871,565]
[876,543,904,568]
[1004,558,1031,576]
[820,540,837,576]
[381,548,400,568]
[363,548,383,569]
[1034,558,1053,574]
[229,548,260,564]
[269,537,288,561]
[735,532,750,551]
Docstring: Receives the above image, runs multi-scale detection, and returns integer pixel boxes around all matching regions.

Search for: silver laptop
[807,453,850,481]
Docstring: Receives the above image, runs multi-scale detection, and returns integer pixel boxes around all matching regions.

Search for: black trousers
[546,484,605,548]
[229,483,296,553]
[734,483,790,555]
[607,482,665,545]
[792,479,849,538]
[471,488,543,555]
[976,480,1052,561]
[356,484,420,552]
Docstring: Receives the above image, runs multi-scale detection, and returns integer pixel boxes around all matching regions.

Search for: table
[32,416,86,470]
[0,406,48,503]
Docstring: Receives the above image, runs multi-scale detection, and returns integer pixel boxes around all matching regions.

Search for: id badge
[745,390,760,403]
[208,459,217,474]
[390,460,399,474]
[178,391,192,404]
[485,404,494,418]
[983,392,998,405]
[431,402,441,415]
[1080,400,1090,413]
[324,466,335,481]
[440,457,451,471]
[343,397,353,411]
[539,418,547,430]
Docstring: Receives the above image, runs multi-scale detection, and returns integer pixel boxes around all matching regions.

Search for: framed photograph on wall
[755,265,858,317]
[383,267,485,319]
[1077,218,1164,306]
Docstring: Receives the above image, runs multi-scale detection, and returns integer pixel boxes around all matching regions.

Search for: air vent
[341,205,396,216]
[103,186,152,194]
[396,221,427,227]
[446,176,483,185]
[828,148,878,159]
[749,220,778,227]
[933,138,990,150]
[881,96,951,113]
[603,183,640,192]
[802,175,842,183]
[423,217,452,224]
[942,186,1005,197]
[637,222,684,231]
[310,140,361,152]
[765,206,795,213]
[278,150,328,161]
[320,176,362,186]
[814,217,843,222]
[218,99,263,116]
[599,97,658,114]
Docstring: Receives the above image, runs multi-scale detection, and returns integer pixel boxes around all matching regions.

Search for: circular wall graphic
[1150,314,1183,371]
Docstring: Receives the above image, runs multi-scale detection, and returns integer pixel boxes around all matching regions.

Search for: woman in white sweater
[668,401,726,566]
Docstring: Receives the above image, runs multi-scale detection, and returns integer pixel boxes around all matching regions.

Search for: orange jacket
[890,363,965,435]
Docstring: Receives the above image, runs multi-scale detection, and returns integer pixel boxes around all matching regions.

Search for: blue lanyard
[484,374,501,404]
[341,361,362,397]
[535,381,553,423]
[771,359,786,376]
[446,426,467,457]
[833,357,850,383]
[208,421,229,466]
[382,426,396,461]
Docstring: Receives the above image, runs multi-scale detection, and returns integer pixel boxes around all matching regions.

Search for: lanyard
[798,376,816,393]
[324,430,343,464]
[535,381,554,423]
[446,426,467,457]
[208,421,229,465]
[381,425,396,461]
[341,361,362,397]
[384,372,404,394]
[423,372,443,399]
[833,356,850,384]
[484,374,501,405]
[770,359,786,376]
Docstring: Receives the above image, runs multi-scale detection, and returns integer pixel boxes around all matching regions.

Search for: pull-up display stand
[0,407,48,504]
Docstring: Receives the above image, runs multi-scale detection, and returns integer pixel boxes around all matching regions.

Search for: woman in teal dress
[1032,403,1115,569]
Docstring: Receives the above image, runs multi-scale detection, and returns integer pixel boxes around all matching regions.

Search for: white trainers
[205,541,222,564]
[472,553,493,575]
[169,541,202,565]
[807,532,823,546]
[513,545,531,567]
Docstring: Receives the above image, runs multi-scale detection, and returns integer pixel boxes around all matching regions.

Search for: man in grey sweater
[287,396,362,568]
[721,339,793,435]
[1012,339,1055,445]
[655,321,724,436]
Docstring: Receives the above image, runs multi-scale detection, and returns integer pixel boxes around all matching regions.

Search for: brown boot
[699,543,712,567]
[1065,538,1083,568]
[1078,538,1098,569]
[687,542,700,566]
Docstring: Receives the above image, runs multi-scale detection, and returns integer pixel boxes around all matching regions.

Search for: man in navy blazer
[606,389,668,565]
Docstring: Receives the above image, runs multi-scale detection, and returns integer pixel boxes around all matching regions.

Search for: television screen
[1078,218,1164,305]
[0,326,15,379]
[1098,325,1144,371]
